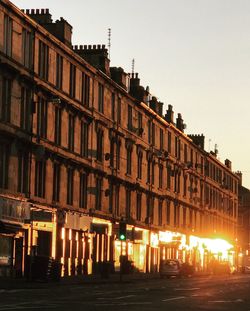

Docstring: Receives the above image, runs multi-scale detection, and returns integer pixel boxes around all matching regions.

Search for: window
[147,158,151,183]
[190,149,193,164]
[126,146,132,175]
[37,97,48,139]
[69,64,76,98]
[56,54,63,89]
[148,120,152,144]
[54,106,61,145]
[110,139,115,168]
[108,182,114,213]
[22,29,33,69]
[158,200,163,226]
[0,144,9,189]
[117,97,121,125]
[152,123,155,146]
[152,160,155,185]
[111,93,115,121]
[95,176,102,210]
[127,104,133,130]
[1,77,12,122]
[52,162,60,202]
[80,121,89,158]
[96,129,103,162]
[160,129,164,151]
[136,192,142,221]
[79,172,88,209]
[20,86,31,131]
[38,41,49,80]
[35,160,46,198]
[18,151,29,194]
[146,196,151,221]
[175,136,181,159]
[126,189,131,220]
[138,112,142,137]
[151,197,155,224]
[159,164,163,189]
[68,114,75,152]
[167,132,172,154]
[67,167,74,205]
[81,73,90,106]
[190,209,193,228]
[167,165,171,190]
[110,138,120,169]
[183,174,187,197]
[174,203,179,227]
[115,184,120,216]
[98,83,104,113]
[116,142,120,170]
[4,15,12,57]
[183,207,186,228]
[166,200,170,225]
[184,144,188,163]
[137,151,143,179]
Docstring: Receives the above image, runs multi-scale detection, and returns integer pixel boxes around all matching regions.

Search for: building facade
[0,0,239,278]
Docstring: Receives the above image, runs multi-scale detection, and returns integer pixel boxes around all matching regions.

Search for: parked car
[159,259,182,278]
[212,260,231,275]
[180,262,195,277]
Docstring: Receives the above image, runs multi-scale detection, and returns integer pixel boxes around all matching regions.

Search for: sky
[13,0,250,188]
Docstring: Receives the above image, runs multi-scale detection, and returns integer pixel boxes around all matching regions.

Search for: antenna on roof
[215,144,218,155]
[132,58,135,74]
[108,28,111,59]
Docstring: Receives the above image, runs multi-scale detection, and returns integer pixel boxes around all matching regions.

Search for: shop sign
[0,197,30,223]
[150,232,159,247]
[64,213,91,231]
[31,210,53,222]
[90,223,108,234]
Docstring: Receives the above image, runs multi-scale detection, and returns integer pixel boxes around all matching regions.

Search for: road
[1,274,250,310]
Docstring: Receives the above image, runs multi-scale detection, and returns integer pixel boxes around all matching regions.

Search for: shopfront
[0,196,30,277]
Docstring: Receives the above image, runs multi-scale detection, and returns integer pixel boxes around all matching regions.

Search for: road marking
[95,302,152,306]
[208,299,244,304]
[162,296,186,302]
[114,294,136,300]
[175,288,200,291]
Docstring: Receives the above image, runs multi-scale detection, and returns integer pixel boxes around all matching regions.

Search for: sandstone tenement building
[0,0,239,277]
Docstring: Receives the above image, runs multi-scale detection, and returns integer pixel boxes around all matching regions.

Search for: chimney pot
[41,9,45,14]
[84,45,87,49]
[46,9,49,14]
[93,45,96,49]
[31,9,34,14]
[135,73,138,78]
[88,45,92,49]
[36,9,39,14]
[80,45,83,50]
[102,44,105,49]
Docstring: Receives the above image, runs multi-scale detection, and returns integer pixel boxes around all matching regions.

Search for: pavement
[0,271,211,290]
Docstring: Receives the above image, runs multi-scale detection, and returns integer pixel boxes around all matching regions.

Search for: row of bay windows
[0,80,237,214]
[0,141,236,229]
[0,143,236,224]
[34,158,203,230]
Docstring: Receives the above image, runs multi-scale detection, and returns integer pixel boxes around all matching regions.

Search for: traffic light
[119,222,126,241]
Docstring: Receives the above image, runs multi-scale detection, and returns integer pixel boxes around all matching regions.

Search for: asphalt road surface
[1,274,250,310]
